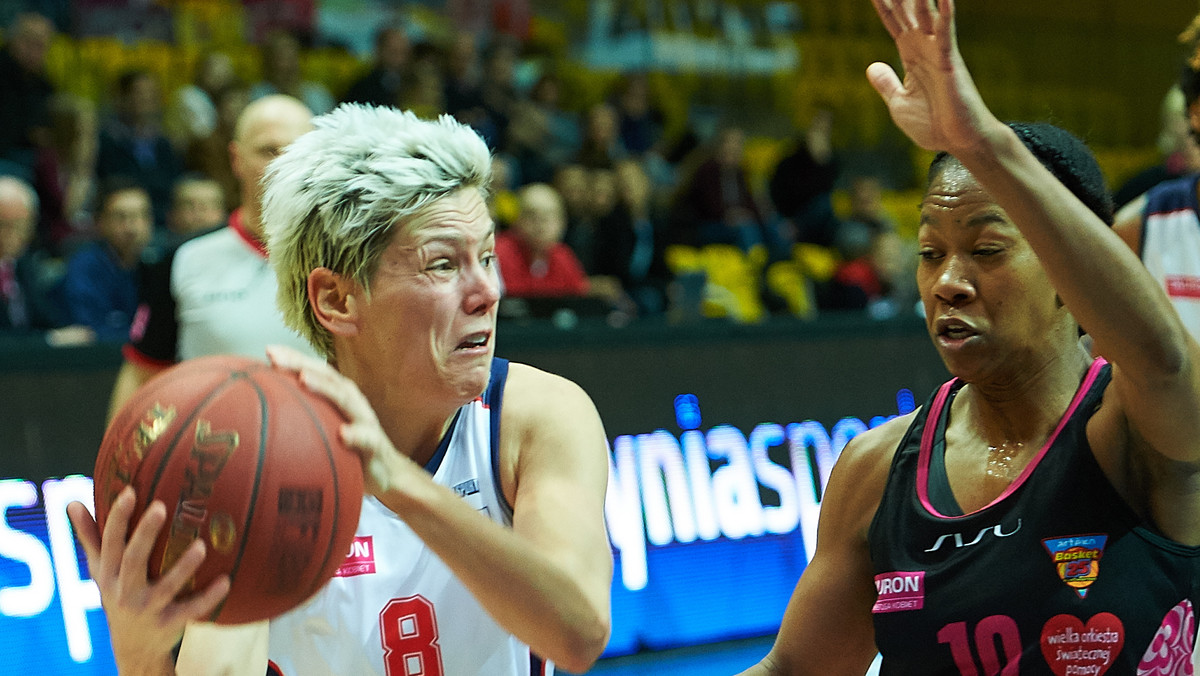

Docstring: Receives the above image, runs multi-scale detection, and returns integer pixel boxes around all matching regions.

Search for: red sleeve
[550,245,590,296]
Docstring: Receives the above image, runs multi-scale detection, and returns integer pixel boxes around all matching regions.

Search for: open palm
[866,0,1000,154]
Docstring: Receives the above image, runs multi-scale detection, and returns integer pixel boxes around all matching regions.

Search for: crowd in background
[0,1,922,349]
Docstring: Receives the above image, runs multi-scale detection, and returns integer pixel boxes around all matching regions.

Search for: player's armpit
[176,620,268,676]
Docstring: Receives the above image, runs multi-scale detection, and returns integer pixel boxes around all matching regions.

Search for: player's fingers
[301,365,378,425]
[153,538,208,607]
[340,422,392,457]
[871,0,904,38]
[67,501,102,572]
[167,574,231,626]
[866,62,905,105]
[939,0,957,46]
[99,486,137,581]
[266,344,330,376]
[915,0,939,34]
[117,500,167,594]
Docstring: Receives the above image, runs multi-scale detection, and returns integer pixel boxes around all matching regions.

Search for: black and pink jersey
[869,359,1200,675]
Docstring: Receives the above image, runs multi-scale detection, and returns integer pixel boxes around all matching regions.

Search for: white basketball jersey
[266,359,552,676]
[170,217,313,362]
[1142,175,1200,338]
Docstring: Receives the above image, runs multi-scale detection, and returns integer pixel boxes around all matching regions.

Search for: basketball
[93,354,364,625]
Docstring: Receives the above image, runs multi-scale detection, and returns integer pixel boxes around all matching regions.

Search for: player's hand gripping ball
[93,355,363,624]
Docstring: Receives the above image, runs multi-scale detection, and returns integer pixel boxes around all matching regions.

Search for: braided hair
[926,122,1114,226]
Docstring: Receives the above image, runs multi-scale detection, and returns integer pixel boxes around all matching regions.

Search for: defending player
[740,0,1200,673]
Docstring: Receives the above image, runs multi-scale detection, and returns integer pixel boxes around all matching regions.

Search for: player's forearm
[957,126,1192,379]
[383,480,611,672]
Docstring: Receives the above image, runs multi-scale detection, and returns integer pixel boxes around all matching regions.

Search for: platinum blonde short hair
[262,104,492,358]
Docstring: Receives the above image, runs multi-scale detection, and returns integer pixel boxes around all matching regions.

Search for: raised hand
[866,0,1002,154]
[67,488,229,674]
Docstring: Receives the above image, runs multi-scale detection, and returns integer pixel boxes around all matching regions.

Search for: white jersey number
[380,595,444,676]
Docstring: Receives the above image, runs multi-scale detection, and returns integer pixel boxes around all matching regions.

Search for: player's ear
[308,267,359,336]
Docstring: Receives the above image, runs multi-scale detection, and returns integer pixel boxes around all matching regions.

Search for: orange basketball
[93,354,363,625]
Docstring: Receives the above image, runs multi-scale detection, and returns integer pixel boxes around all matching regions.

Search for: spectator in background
[496,182,590,298]
[476,35,522,148]
[62,179,150,342]
[160,174,226,253]
[341,24,411,108]
[164,51,238,153]
[31,93,98,257]
[555,163,598,271]
[185,82,250,210]
[769,105,840,248]
[0,175,92,346]
[250,30,335,115]
[576,102,626,170]
[443,32,495,144]
[107,95,316,418]
[846,173,898,234]
[612,72,666,158]
[594,158,668,315]
[670,125,779,255]
[505,72,580,185]
[96,69,183,228]
[396,57,446,120]
[0,12,55,174]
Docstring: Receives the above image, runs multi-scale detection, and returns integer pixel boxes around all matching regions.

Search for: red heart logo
[1040,613,1125,676]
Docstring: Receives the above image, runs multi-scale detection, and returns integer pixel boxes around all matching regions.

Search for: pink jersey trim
[916,358,1107,519]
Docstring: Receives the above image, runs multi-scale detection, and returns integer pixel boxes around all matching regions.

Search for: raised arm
[269,348,612,674]
[866,0,1200,513]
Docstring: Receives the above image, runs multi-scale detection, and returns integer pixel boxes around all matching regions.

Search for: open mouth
[935,317,979,342]
[456,332,490,350]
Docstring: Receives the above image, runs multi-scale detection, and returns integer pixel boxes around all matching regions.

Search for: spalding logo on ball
[93,355,364,625]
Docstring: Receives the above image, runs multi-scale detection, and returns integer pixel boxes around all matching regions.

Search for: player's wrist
[112,643,177,676]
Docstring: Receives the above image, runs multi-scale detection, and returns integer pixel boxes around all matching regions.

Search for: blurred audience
[164,51,238,152]
[593,159,669,315]
[0,175,92,345]
[506,72,581,185]
[62,178,151,342]
[496,182,589,298]
[250,29,335,115]
[160,174,227,252]
[185,82,250,210]
[31,93,98,257]
[576,102,627,170]
[769,106,840,248]
[96,69,183,227]
[612,73,666,158]
[0,12,56,174]
[342,24,412,108]
[670,125,781,256]
[3,4,951,330]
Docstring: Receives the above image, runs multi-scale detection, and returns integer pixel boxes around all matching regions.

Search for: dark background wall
[0,315,950,484]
